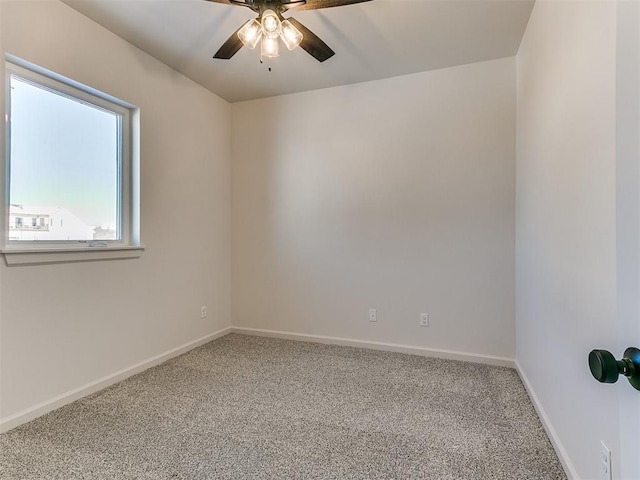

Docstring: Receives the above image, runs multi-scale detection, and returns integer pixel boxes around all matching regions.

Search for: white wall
[516,1,621,478]
[232,58,516,360]
[0,1,231,426]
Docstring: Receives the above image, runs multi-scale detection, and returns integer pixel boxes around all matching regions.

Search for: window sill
[2,245,145,266]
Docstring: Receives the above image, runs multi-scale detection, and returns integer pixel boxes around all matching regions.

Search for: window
[3,59,141,263]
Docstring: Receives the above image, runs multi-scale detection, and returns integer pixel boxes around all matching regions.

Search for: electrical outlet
[369,308,377,322]
[200,306,207,319]
[600,441,612,480]
[420,313,429,327]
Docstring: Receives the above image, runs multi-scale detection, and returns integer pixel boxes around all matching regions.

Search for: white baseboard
[515,361,578,480]
[230,327,515,368]
[0,327,232,434]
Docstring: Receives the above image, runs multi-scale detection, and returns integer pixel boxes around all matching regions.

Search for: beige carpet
[0,334,566,479]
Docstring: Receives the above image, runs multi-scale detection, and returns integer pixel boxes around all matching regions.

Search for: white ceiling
[61,0,534,103]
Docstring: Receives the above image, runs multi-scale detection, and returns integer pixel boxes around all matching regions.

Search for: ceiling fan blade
[286,17,335,62]
[291,0,372,11]
[203,0,255,8]
[213,25,245,59]
[280,0,308,8]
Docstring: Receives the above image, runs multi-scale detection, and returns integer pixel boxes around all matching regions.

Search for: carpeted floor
[0,334,566,479]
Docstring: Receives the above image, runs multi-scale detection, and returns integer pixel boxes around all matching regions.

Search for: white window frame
[2,57,142,265]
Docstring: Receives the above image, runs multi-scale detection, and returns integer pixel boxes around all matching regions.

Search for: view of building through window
[9,75,120,241]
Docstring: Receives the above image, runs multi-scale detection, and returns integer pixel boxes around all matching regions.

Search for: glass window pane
[9,75,120,241]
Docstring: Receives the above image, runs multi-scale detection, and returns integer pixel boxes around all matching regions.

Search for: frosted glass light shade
[281,20,303,50]
[238,19,262,49]
[261,9,282,40]
[261,36,280,58]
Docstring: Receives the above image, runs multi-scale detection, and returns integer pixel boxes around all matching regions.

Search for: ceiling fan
[206,0,372,62]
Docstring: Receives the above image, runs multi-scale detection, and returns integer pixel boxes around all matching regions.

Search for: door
[616,2,640,478]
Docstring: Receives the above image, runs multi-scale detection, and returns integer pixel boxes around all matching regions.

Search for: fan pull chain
[259,57,273,72]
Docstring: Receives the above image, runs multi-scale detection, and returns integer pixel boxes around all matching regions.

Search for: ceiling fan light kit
[239,8,302,58]
[281,20,304,50]
[262,9,282,39]
[207,0,373,63]
[237,19,262,49]
[261,35,280,58]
